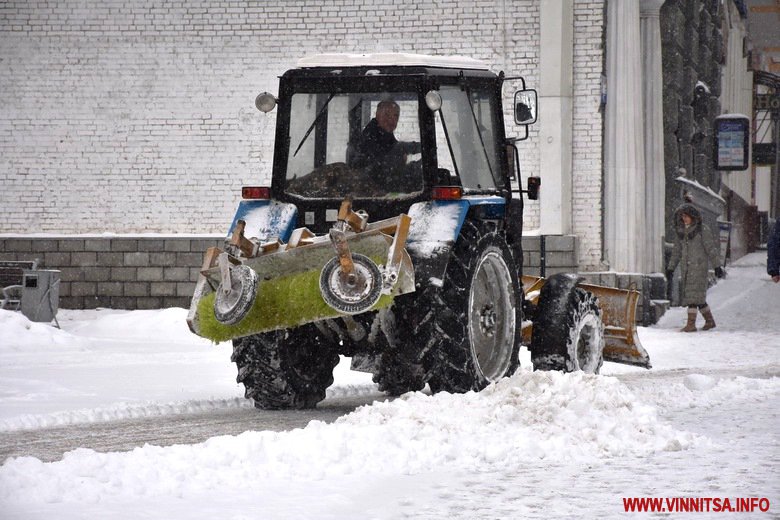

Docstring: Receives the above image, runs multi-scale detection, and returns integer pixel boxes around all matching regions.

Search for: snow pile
[0,398,253,432]
[335,370,698,466]
[59,308,210,344]
[0,308,377,432]
[631,374,780,413]
[0,369,698,504]
[0,310,89,352]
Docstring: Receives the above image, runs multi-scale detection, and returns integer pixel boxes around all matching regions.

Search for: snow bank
[0,307,207,352]
[0,310,89,352]
[0,308,377,432]
[631,374,780,413]
[0,398,253,432]
[0,384,379,432]
[59,308,209,344]
[0,370,698,504]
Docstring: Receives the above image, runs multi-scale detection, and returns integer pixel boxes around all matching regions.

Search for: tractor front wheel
[232,325,340,409]
[531,277,604,374]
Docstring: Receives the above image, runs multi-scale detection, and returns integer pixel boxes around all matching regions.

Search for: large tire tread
[409,220,521,394]
[531,285,604,374]
[370,308,427,396]
[232,325,339,410]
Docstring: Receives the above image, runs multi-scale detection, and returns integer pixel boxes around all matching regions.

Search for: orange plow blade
[521,276,651,369]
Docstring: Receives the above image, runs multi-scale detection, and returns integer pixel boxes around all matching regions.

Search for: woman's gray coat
[666,203,721,306]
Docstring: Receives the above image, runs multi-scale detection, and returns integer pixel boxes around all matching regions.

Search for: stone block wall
[521,235,579,276]
[0,236,222,309]
[2,233,662,324]
[660,0,724,236]
[2,234,578,310]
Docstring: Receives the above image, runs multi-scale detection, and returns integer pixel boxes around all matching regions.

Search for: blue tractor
[187,54,649,409]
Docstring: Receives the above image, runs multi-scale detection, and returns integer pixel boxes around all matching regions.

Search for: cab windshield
[433,85,500,191]
[284,91,422,199]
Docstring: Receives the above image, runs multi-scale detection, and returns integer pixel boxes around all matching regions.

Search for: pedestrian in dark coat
[666,202,724,332]
[768,217,780,283]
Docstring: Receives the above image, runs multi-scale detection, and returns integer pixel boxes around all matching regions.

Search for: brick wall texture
[571,1,605,269]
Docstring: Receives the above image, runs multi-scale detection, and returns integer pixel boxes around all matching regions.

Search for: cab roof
[296,53,491,71]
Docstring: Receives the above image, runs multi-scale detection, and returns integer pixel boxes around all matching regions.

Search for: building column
[604,0,646,272]
[538,0,573,235]
[640,0,666,273]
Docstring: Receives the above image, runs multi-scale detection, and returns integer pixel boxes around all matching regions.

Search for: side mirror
[514,89,538,125]
[526,176,540,200]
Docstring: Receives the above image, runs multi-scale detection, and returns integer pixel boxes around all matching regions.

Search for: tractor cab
[258,54,529,232]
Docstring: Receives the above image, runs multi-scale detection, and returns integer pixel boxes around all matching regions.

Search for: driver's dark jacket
[348,119,420,172]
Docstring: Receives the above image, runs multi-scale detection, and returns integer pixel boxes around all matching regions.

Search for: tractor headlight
[425,90,442,111]
[255,92,277,113]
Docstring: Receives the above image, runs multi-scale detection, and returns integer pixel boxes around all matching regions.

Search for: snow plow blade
[187,210,415,343]
[521,275,651,369]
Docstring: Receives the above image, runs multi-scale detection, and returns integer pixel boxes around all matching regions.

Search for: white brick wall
[571,0,605,269]
[1,0,604,268]
[506,1,541,230]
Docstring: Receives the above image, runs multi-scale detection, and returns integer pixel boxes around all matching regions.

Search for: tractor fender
[406,196,506,284]
[227,200,298,242]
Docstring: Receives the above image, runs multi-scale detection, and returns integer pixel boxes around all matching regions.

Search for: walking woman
[768,216,780,283]
[666,201,725,332]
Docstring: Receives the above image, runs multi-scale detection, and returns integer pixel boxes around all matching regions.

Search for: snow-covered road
[0,252,777,519]
[0,394,390,463]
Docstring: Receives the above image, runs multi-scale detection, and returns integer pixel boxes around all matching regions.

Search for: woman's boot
[681,308,698,332]
[701,306,716,330]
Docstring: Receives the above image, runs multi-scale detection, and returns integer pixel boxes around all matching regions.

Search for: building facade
[0,0,764,310]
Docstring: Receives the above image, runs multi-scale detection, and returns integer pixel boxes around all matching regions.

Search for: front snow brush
[186,200,415,343]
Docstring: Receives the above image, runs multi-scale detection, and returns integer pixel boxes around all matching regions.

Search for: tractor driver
[348,100,421,176]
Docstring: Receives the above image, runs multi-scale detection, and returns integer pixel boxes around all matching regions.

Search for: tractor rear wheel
[231,324,340,409]
[420,221,521,393]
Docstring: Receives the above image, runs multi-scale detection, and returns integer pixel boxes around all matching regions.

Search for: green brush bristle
[196,267,393,342]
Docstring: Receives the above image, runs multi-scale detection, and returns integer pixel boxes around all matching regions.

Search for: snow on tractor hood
[296,53,491,71]
[407,196,506,258]
[221,196,507,287]
[226,200,298,243]
[226,196,507,259]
